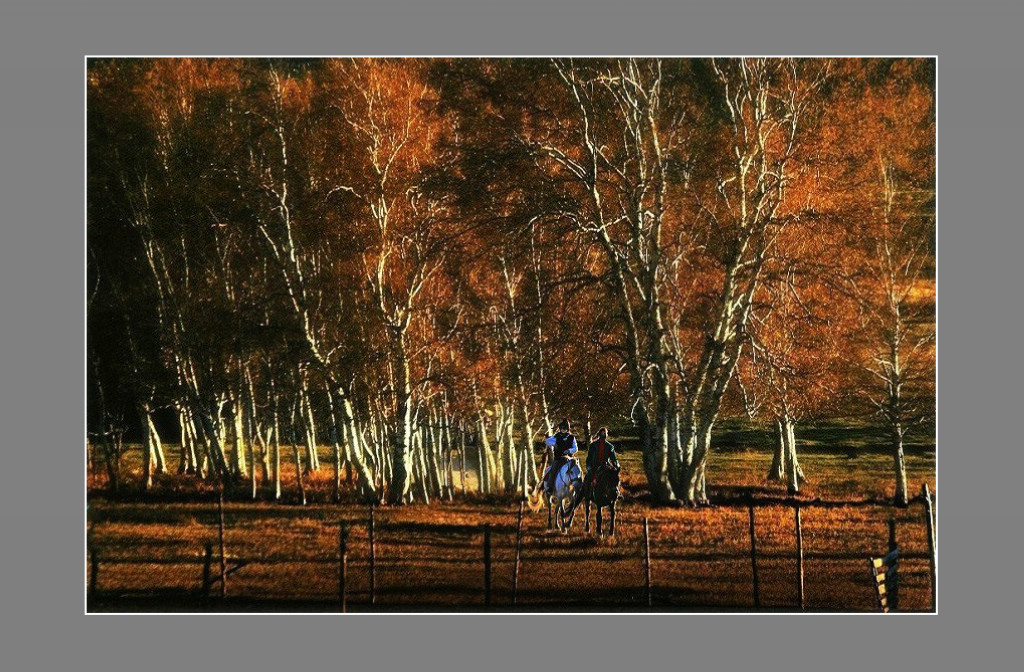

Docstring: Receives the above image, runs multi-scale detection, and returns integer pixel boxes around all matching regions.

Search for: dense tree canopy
[87,57,935,506]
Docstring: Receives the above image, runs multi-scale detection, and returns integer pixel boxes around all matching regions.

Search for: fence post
[794,503,805,611]
[512,500,524,606]
[644,517,652,608]
[218,490,227,600]
[483,523,492,607]
[339,522,348,613]
[748,498,760,610]
[922,483,937,611]
[87,524,98,600]
[202,542,213,607]
[887,516,900,610]
[369,505,376,605]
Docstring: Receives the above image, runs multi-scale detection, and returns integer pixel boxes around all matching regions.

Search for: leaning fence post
[339,522,348,613]
[483,523,492,607]
[922,483,937,610]
[218,490,227,600]
[512,500,524,606]
[644,517,652,608]
[369,505,376,605]
[794,502,805,611]
[748,498,760,610]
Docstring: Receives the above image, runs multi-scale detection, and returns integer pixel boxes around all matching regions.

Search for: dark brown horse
[584,462,620,536]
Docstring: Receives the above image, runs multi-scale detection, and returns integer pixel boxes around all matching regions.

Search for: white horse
[529,457,583,532]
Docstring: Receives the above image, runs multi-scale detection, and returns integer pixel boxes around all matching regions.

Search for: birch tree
[829,59,936,506]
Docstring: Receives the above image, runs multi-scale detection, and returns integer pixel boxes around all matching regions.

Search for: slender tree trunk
[177,404,196,474]
[330,390,378,502]
[476,421,490,495]
[388,338,414,504]
[784,415,799,495]
[682,417,714,505]
[443,413,455,501]
[249,425,258,500]
[893,424,909,507]
[300,378,319,473]
[243,367,258,498]
[230,394,248,477]
[194,400,230,487]
[271,392,282,501]
[768,417,787,482]
[459,424,468,495]
[290,407,307,506]
[258,425,271,487]
[138,402,153,492]
[666,407,684,491]
[786,416,805,493]
[497,401,516,492]
[101,431,121,498]
[520,403,538,491]
[326,387,342,502]
[426,418,444,499]
[147,410,167,475]
[413,430,431,504]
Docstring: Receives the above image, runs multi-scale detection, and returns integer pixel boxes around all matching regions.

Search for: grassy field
[86,430,936,613]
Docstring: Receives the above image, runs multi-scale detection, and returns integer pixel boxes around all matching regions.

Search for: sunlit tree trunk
[442,411,455,500]
[387,336,415,504]
[326,386,343,502]
[176,403,198,475]
[289,403,306,505]
[229,394,247,478]
[271,390,282,501]
[299,375,319,473]
[137,402,154,492]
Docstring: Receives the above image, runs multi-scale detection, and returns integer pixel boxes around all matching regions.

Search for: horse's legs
[609,502,615,537]
[597,505,603,536]
[547,499,553,530]
[584,498,591,532]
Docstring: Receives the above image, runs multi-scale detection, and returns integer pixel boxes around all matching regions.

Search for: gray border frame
[2,1,1019,671]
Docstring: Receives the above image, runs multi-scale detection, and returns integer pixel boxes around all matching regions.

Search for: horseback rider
[584,427,619,497]
[543,418,579,493]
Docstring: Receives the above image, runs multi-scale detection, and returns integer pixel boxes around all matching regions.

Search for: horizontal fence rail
[86,497,936,613]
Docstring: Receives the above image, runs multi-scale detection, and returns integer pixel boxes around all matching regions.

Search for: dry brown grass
[86,444,935,613]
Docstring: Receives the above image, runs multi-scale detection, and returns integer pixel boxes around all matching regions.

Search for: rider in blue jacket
[543,418,578,493]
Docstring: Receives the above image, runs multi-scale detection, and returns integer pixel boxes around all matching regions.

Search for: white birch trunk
[271,397,282,501]
[231,396,247,477]
[299,381,319,473]
[138,402,153,492]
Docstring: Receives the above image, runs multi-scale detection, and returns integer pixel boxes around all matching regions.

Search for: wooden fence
[87,489,936,613]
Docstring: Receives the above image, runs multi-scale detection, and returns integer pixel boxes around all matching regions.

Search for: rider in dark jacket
[585,427,619,496]
[543,418,579,493]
